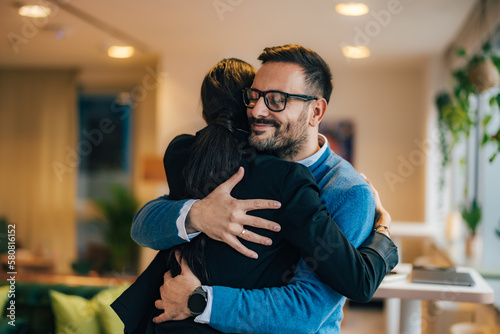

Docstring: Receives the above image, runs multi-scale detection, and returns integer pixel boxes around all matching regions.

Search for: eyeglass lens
[245,89,286,111]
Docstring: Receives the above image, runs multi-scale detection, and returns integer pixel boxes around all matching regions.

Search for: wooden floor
[341,300,500,334]
[342,301,385,334]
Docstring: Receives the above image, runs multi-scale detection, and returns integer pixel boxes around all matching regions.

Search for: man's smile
[249,117,279,133]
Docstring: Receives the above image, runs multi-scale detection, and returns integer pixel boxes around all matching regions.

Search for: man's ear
[309,98,327,127]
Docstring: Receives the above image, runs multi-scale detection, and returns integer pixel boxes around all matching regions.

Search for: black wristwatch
[187,286,208,317]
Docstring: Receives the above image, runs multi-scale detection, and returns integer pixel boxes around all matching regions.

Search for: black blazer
[112,130,398,334]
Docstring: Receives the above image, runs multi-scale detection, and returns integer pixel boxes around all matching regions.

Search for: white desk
[374,263,495,334]
[389,222,439,264]
[390,222,439,240]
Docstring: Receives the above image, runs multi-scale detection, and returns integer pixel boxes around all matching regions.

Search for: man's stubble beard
[248,106,309,161]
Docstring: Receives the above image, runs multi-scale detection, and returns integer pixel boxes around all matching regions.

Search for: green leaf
[492,55,500,72]
[482,133,490,146]
[489,97,498,107]
[482,114,492,130]
[490,152,497,163]
[461,200,482,234]
[468,54,485,67]
[482,42,491,54]
[456,48,467,57]
[497,93,500,107]
[436,92,451,112]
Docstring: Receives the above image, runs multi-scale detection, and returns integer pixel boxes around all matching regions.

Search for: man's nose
[249,97,270,118]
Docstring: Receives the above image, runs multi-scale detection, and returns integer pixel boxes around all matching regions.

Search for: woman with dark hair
[112,58,396,334]
[163,58,259,288]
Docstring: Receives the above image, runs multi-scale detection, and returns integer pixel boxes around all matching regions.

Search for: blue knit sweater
[131,143,375,333]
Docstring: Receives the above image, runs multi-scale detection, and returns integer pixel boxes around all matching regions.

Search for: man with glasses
[130,44,397,333]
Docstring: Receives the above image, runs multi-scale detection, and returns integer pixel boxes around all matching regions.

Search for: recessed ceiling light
[335,3,369,16]
[18,5,51,18]
[107,45,135,58]
[342,45,370,59]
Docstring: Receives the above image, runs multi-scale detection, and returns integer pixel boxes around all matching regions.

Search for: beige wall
[156,53,213,151]
[0,69,78,273]
[326,62,428,222]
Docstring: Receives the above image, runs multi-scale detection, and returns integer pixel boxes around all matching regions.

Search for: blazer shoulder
[163,134,196,168]
[246,155,317,195]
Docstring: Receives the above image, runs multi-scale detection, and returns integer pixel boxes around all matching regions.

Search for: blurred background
[1,0,500,333]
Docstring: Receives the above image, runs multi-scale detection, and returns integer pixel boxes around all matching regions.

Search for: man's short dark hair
[258,44,333,104]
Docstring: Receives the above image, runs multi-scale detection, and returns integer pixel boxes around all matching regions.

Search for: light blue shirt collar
[298,134,329,168]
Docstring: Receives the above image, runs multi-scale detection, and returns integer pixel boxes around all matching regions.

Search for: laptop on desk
[411,266,475,287]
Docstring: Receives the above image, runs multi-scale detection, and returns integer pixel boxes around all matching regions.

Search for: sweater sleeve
[209,259,341,334]
[131,133,196,250]
[131,195,191,250]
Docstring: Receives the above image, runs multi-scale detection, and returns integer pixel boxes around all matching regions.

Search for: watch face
[188,293,207,315]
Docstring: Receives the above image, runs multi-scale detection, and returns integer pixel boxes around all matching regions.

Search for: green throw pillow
[93,284,129,334]
[49,283,129,334]
[50,290,100,334]
[0,285,10,316]
[0,285,29,333]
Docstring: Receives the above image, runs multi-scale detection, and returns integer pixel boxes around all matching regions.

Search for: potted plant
[435,41,500,256]
[461,199,482,257]
[93,184,140,274]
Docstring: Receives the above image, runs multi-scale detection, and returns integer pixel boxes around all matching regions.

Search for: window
[75,94,134,274]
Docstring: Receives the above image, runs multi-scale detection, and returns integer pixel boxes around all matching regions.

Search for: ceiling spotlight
[335,3,369,16]
[107,46,135,58]
[342,45,370,59]
[18,5,52,18]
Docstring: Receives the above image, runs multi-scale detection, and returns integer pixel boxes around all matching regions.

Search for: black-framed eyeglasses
[242,88,318,112]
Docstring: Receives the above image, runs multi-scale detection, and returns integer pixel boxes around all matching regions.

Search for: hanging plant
[435,92,472,189]
[436,43,500,169]
[435,41,500,237]
[466,42,500,92]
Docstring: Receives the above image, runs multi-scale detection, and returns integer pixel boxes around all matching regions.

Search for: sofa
[0,275,132,334]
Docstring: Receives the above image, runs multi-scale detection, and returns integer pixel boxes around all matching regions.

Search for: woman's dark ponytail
[184,58,255,198]
[166,59,256,285]
[184,115,240,199]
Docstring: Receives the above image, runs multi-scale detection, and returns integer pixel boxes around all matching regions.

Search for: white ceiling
[0,0,477,71]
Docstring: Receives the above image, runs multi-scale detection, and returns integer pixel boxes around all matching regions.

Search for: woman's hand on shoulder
[361,173,392,238]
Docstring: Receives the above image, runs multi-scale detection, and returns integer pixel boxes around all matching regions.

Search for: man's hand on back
[153,251,201,323]
[186,167,282,259]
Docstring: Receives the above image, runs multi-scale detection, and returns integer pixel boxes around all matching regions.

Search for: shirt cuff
[194,285,213,324]
[176,199,199,241]
[187,232,202,241]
